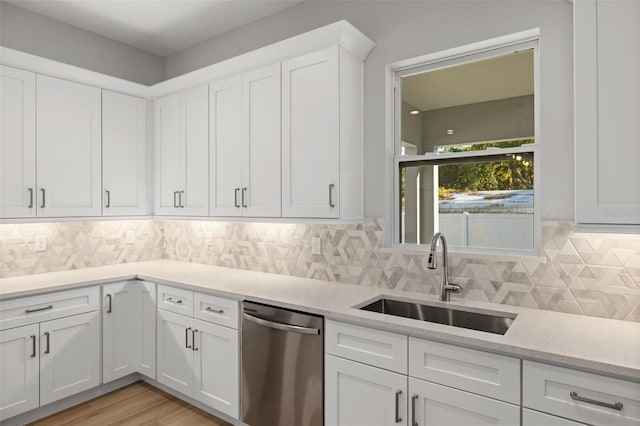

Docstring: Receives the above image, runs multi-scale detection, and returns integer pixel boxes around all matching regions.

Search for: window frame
[385,29,542,256]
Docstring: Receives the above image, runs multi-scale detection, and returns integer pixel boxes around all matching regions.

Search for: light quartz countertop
[1,259,639,381]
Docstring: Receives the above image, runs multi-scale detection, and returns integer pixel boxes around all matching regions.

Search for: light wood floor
[29,382,232,426]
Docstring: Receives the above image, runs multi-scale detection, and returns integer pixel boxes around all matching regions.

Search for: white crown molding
[1,20,375,100]
[0,47,153,98]
[150,20,375,98]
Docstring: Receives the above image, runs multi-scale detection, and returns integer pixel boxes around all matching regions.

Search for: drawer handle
[166,297,183,304]
[25,305,53,314]
[569,391,623,411]
[395,389,402,423]
[30,334,36,358]
[205,306,224,314]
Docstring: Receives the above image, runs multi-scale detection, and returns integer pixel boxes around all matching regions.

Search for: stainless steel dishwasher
[241,301,323,426]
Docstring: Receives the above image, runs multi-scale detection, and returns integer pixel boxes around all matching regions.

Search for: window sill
[380,244,546,264]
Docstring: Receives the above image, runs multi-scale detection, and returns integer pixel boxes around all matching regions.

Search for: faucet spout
[428,232,462,301]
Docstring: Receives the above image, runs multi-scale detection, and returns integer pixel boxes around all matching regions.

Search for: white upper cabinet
[575,0,640,224]
[210,76,243,216]
[36,75,102,217]
[209,64,281,217]
[0,66,36,219]
[155,86,209,216]
[102,90,148,216]
[242,64,282,217]
[282,47,340,218]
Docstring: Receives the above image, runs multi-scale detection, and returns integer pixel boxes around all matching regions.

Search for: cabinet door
[180,85,209,216]
[193,319,239,418]
[325,354,408,426]
[243,63,282,217]
[36,75,102,217]
[0,65,36,219]
[40,311,100,405]
[209,76,243,217]
[102,90,148,216]
[409,377,520,426]
[137,281,156,379]
[157,309,193,397]
[575,0,640,224]
[155,93,182,215]
[282,47,340,218]
[0,324,39,421]
[102,281,138,383]
[523,409,586,426]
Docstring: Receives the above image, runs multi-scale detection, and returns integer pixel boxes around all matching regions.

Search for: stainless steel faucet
[427,232,462,301]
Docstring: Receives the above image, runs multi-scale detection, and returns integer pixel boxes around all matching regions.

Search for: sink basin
[359,298,516,335]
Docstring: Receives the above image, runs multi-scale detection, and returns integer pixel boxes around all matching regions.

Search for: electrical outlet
[311,237,322,255]
[35,235,47,252]
[206,232,214,246]
[126,231,135,244]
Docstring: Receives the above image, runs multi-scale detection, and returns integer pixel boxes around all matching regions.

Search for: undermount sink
[359,298,516,335]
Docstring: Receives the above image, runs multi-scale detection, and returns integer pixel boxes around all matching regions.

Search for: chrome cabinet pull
[179,191,185,208]
[106,294,112,313]
[25,305,53,314]
[329,183,335,208]
[44,331,50,354]
[234,188,240,208]
[173,191,178,208]
[166,297,182,304]
[28,188,34,208]
[192,329,198,351]
[569,391,623,411]
[205,306,224,314]
[242,187,247,207]
[185,327,192,349]
[411,394,418,426]
[395,389,402,423]
[40,188,45,208]
[30,334,36,358]
[105,190,111,208]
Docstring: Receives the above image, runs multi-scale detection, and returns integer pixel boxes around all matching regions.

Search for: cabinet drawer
[523,409,586,426]
[326,320,407,374]
[193,293,238,329]
[409,337,520,404]
[523,361,640,426]
[0,287,99,330]
[157,285,193,316]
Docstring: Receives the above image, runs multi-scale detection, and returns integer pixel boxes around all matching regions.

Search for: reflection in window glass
[400,152,534,250]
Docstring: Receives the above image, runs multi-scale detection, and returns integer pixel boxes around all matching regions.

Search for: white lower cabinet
[409,377,520,426]
[39,311,101,406]
[0,324,40,420]
[157,309,194,396]
[157,290,239,419]
[193,319,239,417]
[102,281,156,383]
[523,409,586,426]
[325,354,407,426]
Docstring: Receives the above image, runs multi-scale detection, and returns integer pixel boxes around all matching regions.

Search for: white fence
[439,213,533,250]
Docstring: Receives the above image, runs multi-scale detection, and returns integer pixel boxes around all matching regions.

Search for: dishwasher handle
[242,312,320,335]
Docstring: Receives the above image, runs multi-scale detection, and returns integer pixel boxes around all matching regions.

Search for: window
[392,35,540,256]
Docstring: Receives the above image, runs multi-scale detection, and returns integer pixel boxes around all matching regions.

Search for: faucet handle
[446,283,463,293]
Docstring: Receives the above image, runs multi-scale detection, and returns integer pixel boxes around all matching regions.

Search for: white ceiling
[6,0,304,57]
[402,50,534,111]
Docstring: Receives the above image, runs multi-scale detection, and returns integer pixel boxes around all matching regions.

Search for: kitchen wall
[0,2,164,85]
[163,0,574,221]
[2,220,639,323]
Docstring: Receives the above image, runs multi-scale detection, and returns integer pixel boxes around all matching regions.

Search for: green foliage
[438,139,534,193]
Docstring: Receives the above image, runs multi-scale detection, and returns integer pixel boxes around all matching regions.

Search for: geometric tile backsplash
[2,219,639,322]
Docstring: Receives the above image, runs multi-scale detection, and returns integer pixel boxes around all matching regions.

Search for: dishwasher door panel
[241,302,323,426]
